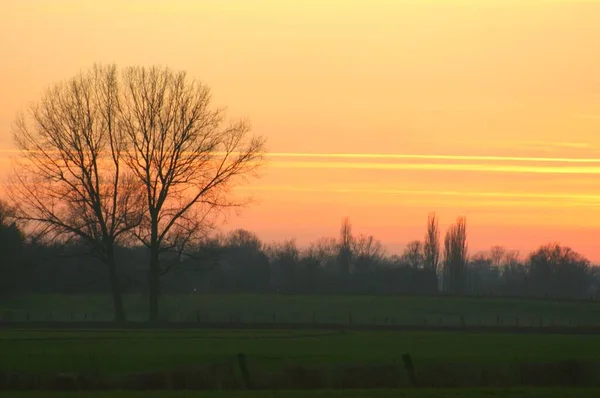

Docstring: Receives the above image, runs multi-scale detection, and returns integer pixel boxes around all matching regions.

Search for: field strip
[3,322,600,335]
[0,331,344,342]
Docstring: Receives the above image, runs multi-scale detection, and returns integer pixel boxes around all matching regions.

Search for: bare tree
[352,234,385,273]
[117,66,266,321]
[9,64,143,321]
[225,229,263,253]
[443,216,468,294]
[0,199,24,296]
[0,200,16,229]
[337,217,353,278]
[423,212,440,272]
[267,239,301,292]
[305,237,338,272]
[504,250,520,267]
[490,245,506,269]
[402,240,424,269]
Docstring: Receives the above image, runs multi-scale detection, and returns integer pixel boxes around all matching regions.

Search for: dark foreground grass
[2,329,600,374]
[3,293,600,326]
[2,329,600,389]
[4,389,600,397]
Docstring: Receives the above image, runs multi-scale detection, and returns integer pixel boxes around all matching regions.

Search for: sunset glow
[2,0,600,260]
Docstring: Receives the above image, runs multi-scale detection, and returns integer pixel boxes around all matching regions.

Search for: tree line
[2,207,597,305]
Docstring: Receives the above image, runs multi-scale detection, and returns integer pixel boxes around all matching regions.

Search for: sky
[1,0,600,260]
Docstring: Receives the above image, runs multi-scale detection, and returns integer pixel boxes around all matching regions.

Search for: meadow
[3,294,600,391]
[4,389,600,398]
[3,293,600,327]
[2,328,600,389]
[3,329,600,374]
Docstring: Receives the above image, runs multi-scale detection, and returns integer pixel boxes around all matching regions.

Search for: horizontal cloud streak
[268,160,600,175]
[238,185,600,201]
[237,185,600,206]
[266,152,600,163]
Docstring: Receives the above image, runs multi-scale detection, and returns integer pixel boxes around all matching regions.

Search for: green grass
[4,389,600,398]
[3,293,600,326]
[2,329,600,375]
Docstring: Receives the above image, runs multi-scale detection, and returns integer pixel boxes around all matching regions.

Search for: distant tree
[218,229,270,292]
[0,200,22,251]
[0,200,25,296]
[268,239,301,292]
[225,229,263,253]
[301,236,339,292]
[9,65,144,321]
[402,240,424,269]
[527,243,591,298]
[490,245,506,269]
[443,216,468,294]
[468,251,502,294]
[500,250,526,295]
[337,217,353,279]
[504,250,520,267]
[117,66,266,321]
[352,234,385,274]
[306,237,338,270]
[423,212,440,272]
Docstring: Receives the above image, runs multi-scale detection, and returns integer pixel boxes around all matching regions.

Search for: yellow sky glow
[1,0,600,260]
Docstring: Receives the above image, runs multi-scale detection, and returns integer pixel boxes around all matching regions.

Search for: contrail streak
[266,152,600,164]
[268,160,600,175]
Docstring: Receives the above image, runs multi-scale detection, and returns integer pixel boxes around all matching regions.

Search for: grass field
[3,294,600,326]
[3,329,600,374]
[4,389,600,398]
[3,294,600,390]
[7,328,600,371]
[2,328,600,389]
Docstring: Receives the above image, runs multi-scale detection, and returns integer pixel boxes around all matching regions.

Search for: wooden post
[402,353,418,387]
[237,353,254,390]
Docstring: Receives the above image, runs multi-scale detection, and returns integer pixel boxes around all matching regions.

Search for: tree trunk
[148,241,160,323]
[107,249,126,323]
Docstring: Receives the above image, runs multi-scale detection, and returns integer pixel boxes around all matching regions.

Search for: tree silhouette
[9,65,144,321]
[527,243,591,298]
[117,66,265,321]
[0,200,24,296]
[402,240,424,269]
[337,217,353,280]
[423,212,440,273]
[443,216,468,294]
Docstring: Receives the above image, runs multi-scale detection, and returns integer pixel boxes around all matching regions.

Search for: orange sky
[1,0,600,261]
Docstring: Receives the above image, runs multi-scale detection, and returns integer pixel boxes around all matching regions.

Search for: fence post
[237,353,254,390]
[401,353,418,387]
